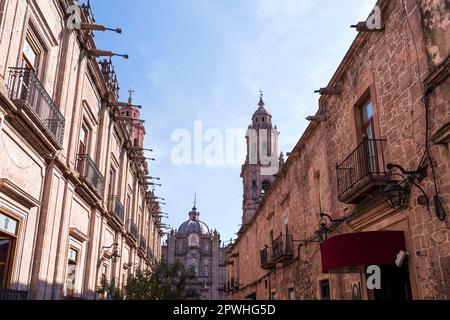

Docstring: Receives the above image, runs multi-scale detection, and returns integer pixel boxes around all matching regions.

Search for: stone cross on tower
[128,88,135,104]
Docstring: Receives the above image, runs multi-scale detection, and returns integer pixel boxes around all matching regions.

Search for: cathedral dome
[252,96,272,118]
[178,206,210,237]
[251,95,273,128]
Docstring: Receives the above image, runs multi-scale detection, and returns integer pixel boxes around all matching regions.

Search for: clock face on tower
[189,233,200,247]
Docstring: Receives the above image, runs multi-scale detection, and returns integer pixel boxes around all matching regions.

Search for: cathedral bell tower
[119,89,146,148]
[240,93,280,225]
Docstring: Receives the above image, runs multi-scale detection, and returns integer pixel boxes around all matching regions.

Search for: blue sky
[92,0,376,243]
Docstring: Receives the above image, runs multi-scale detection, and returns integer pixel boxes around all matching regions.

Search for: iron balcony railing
[260,247,275,269]
[108,196,124,224]
[7,67,65,146]
[140,236,147,250]
[130,221,138,240]
[0,289,28,300]
[336,139,386,198]
[272,234,293,262]
[76,154,105,197]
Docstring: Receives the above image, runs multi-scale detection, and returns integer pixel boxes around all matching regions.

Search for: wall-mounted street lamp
[383,180,410,211]
[383,163,428,211]
[316,213,345,242]
[101,243,121,263]
[383,163,446,221]
[316,223,333,243]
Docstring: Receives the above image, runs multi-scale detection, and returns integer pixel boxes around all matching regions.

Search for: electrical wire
[402,0,442,199]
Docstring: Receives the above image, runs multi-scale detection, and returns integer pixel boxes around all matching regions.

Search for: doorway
[373,264,412,300]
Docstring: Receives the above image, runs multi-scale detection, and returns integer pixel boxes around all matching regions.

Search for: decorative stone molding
[0,178,41,208]
[69,227,89,243]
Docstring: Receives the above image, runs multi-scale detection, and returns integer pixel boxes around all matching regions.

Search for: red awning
[320,231,406,273]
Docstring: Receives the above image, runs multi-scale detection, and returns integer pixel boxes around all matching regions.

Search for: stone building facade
[0,0,163,300]
[226,0,449,300]
[162,205,226,300]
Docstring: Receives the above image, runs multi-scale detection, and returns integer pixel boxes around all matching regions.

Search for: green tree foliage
[124,261,198,300]
[97,277,125,300]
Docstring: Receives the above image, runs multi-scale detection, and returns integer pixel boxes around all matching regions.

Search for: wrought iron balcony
[108,196,124,224]
[272,234,293,263]
[0,289,28,300]
[130,221,138,240]
[336,139,388,204]
[260,247,275,270]
[140,236,147,250]
[76,154,105,197]
[7,67,65,146]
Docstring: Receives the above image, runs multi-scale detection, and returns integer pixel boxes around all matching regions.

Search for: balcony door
[108,167,116,197]
[77,125,89,173]
[358,98,379,174]
[360,99,375,141]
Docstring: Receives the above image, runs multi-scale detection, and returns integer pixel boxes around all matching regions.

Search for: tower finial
[258,90,265,107]
[128,88,135,104]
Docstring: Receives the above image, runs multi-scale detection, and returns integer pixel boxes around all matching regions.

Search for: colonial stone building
[162,204,226,300]
[227,0,449,300]
[0,0,163,300]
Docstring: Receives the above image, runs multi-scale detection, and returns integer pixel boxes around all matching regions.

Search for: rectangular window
[108,167,116,196]
[0,213,18,235]
[320,279,331,300]
[65,248,79,297]
[78,124,89,155]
